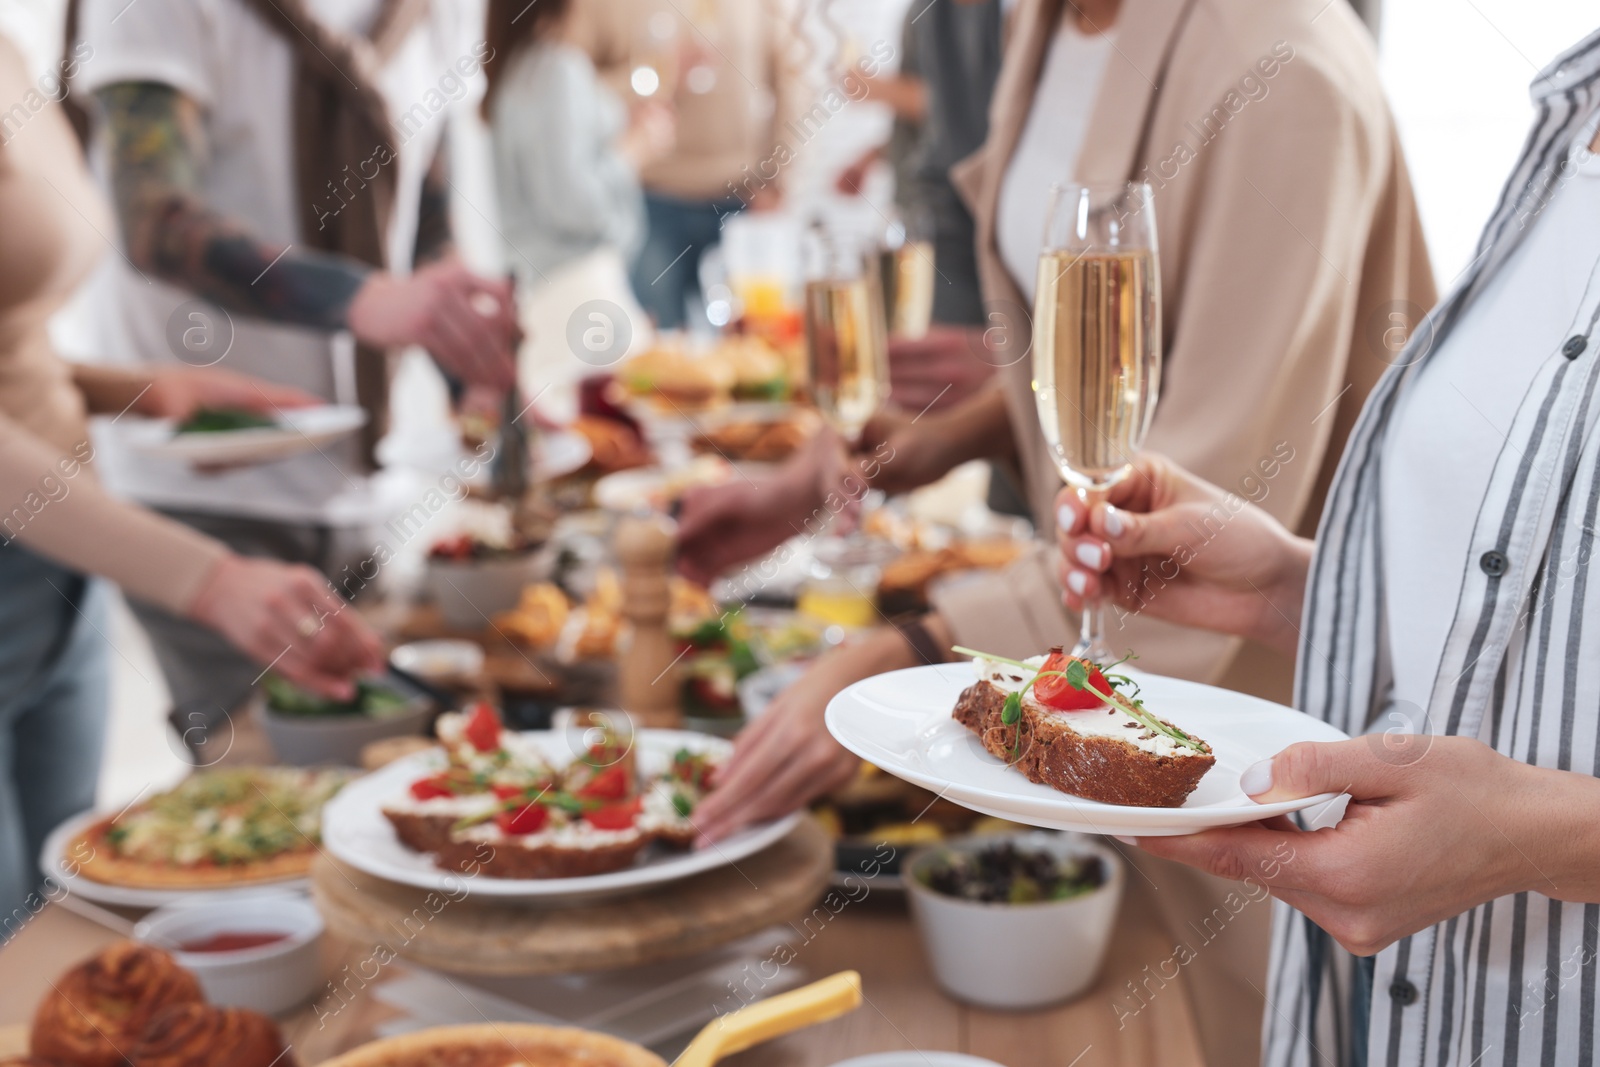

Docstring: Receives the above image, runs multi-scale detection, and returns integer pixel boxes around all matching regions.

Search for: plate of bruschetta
[824,648,1351,837]
[320,706,797,900]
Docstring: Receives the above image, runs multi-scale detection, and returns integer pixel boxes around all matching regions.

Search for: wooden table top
[0,874,1209,1067]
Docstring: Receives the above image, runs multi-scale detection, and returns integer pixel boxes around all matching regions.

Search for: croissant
[31,942,203,1067]
[129,1004,296,1067]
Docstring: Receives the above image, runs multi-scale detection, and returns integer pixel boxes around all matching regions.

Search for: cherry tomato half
[409,775,455,801]
[495,802,550,835]
[576,763,630,801]
[1032,651,1111,712]
[583,797,643,831]
[463,703,502,752]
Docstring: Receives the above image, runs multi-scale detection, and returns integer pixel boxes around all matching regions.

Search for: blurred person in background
[481,0,673,421]
[835,0,1005,409]
[482,0,674,284]
[64,0,518,725]
[683,0,1436,1060]
[569,0,802,330]
[0,32,383,923]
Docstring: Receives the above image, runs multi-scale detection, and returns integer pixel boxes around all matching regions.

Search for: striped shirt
[1267,27,1600,1067]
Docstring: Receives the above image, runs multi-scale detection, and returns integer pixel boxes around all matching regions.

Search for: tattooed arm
[96,81,370,329]
[94,81,517,386]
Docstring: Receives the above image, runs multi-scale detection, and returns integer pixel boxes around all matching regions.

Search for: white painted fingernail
[1240,759,1274,796]
[1057,502,1078,532]
[1075,542,1104,569]
[1112,835,1137,845]
[1066,570,1087,595]
[1104,506,1125,538]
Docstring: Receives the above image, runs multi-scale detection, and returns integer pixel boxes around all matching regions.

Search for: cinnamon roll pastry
[31,942,203,1067]
[128,1004,295,1067]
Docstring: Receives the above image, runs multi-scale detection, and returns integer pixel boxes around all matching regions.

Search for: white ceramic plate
[534,430,592,480]
[825,665,1350,837]
[320,729,799,901]
[125,405,367,465]
[38,809,310,908]
[592,457,740,512]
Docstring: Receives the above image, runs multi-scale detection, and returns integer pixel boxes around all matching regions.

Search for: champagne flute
[876,208,935,340]
[1033,182,1162,661]
[798,228,893,627]
[804,230,891,443]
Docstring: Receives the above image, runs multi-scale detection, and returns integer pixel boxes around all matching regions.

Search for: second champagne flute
[798,229,893,627]
[1033,182,1162,661]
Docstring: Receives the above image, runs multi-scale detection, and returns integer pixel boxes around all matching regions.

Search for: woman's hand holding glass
[1053,453,1312,657]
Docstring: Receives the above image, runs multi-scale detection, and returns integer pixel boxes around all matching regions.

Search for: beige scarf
[64,0,432,468]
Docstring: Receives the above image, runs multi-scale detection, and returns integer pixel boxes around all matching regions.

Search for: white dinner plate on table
[320,729,799,902]
[825,664,1350,837]
[39,810,310,908]
[534,430,592,480]
[125,404,367,465]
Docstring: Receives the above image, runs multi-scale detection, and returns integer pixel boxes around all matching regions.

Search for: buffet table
[0,880,1206,1067]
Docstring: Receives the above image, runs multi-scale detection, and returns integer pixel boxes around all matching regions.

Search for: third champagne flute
[1033,182,1162,661]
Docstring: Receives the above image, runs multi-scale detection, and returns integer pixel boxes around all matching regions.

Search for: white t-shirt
[1379,122,1600,717]
[74,0,473,525]
[996,18,1116,302]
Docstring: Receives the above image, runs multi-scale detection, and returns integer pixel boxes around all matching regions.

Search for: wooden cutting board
[310,817,834,976]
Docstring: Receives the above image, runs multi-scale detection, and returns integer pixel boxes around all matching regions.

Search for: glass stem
[1074,483,1112,661]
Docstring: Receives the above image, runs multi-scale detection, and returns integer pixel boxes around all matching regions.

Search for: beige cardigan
[922,2,1437,1063]
[931,0,1436,704]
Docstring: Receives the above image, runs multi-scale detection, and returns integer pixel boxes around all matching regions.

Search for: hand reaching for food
[186,556,385,699]
[693,626,931,843]
[130,365,321,423]
[1054,453,1313,657]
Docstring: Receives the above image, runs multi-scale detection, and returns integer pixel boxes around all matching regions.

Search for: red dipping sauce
[179,930,290,954]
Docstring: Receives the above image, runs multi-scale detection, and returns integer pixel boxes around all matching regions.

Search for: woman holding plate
[1056,28,1600,1066]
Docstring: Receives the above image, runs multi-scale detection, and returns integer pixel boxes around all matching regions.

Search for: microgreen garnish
[952,646,1209,754]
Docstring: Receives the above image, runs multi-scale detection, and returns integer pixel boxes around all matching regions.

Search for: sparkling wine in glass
[1033,182,1162,661]
[875,210,935,340]
[804,240,890,442]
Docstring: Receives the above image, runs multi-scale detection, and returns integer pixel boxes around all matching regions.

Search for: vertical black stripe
[1385,935,1414,1067]
[1471,898,1497,1062]
[1504,892,1532,1067]
[1435,915,1462,1065]
[1580,902,1598,1065]
[1539,898,1565,1065]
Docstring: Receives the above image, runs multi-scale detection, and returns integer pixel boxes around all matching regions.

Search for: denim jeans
[629,192,745,329]
[0,544,109,928]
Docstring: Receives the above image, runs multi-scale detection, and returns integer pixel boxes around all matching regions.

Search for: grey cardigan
[490,42,643,281]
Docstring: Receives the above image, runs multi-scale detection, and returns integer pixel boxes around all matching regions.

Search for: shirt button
[1389,979,1419,1006]
[1564,335,1587,359]
[1480,550,1509,577]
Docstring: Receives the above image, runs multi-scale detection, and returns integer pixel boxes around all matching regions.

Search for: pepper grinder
[614,512,682,728]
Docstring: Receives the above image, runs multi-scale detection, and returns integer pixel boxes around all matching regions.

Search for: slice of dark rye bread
[953,679,1214,808]
[383,808,698,880]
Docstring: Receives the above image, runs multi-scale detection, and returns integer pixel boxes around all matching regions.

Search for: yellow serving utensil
[674,970,863,1067]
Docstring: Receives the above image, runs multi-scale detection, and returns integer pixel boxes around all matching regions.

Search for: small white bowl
[904,832,1124,1010]
[426,555,538,630]
[831,1054,1005,1067]
[133,890,324,1016]
[390,639,486,682]
[252,694,432,767]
